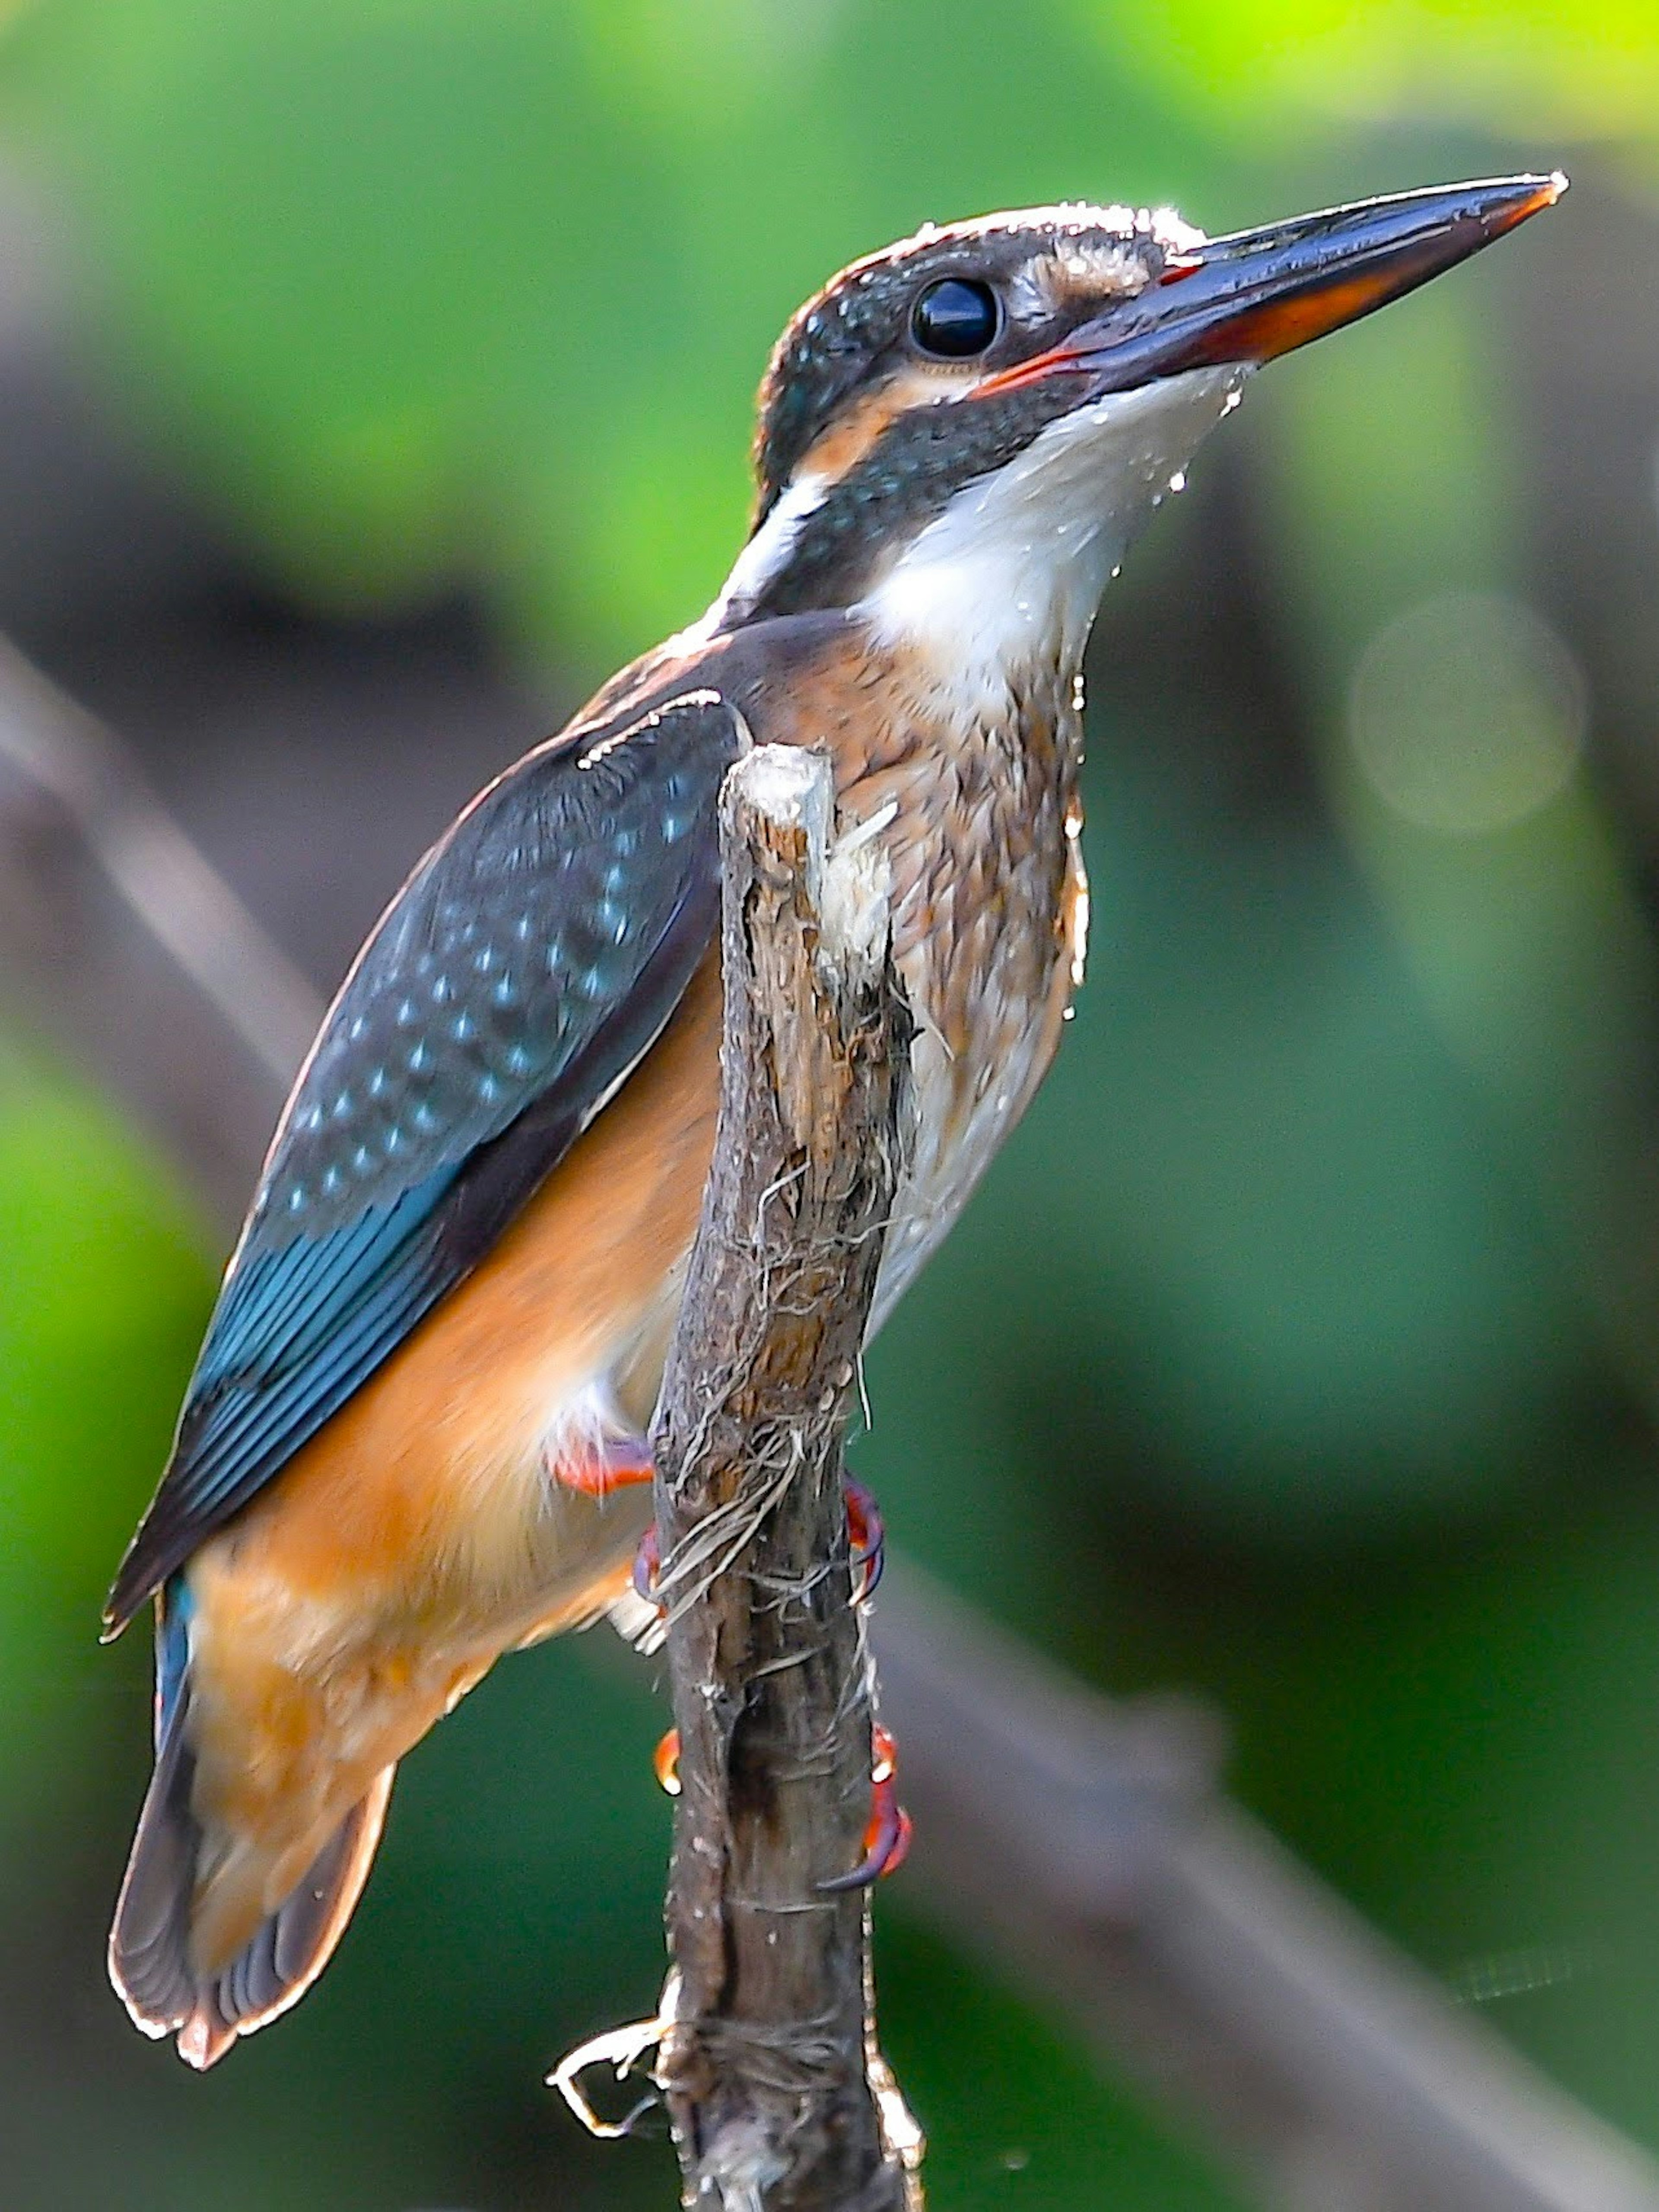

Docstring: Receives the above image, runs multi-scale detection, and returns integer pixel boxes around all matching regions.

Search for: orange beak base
[977,172,1566,401]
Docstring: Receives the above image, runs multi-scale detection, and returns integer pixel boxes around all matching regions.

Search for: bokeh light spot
[1348,592,1588,836]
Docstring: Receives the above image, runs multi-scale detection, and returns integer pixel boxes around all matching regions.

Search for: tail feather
[109,1587,393,2069]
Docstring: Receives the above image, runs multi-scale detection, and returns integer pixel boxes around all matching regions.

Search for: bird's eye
[911,277,1001,360]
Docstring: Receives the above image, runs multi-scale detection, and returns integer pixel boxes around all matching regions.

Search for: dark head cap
[751,203,1195,528]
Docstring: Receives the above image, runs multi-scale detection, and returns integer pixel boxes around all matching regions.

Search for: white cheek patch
[857,363,1252,705]
[709,471,828,628]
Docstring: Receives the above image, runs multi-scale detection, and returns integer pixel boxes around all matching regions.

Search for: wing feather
[106,689,742,1627]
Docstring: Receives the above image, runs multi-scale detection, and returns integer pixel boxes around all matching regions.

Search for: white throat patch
[857,363,1252,701]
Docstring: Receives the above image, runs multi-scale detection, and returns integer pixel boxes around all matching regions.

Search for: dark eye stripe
[911,277,1000,359]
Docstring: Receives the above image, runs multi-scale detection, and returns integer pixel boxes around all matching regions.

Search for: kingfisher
[105,172,1561,2068]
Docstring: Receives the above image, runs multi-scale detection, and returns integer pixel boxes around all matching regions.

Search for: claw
[820,1725,912,1891]
[632,1522,662,1610]
[653,1728,681,1798]
[844,1477,885,1603]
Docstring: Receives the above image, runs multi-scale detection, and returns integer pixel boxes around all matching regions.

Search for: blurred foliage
[1107,0,1659,140]
[0,0,1220,662]
[0,1058,206,1787]
[0,1,1658,2208]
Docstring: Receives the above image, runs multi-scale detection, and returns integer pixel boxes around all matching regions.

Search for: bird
[104,170,1563,2068]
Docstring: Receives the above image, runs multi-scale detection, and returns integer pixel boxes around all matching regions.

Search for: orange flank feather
[793,366,966,491]
[179,951,722,1980]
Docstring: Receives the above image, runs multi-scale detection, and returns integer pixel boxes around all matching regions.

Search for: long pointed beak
[979,173,1566,400]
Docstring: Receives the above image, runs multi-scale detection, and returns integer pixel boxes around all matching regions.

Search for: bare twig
[649,745,918,2211]
[6,636,1659,2209]
[0,635,315,1225]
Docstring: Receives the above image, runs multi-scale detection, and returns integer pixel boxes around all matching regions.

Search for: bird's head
[710,175,1563,686]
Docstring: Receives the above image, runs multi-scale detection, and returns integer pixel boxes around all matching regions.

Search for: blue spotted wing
[106,689,743,1628]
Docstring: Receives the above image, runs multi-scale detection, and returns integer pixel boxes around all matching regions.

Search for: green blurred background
[0,1,1656,2205]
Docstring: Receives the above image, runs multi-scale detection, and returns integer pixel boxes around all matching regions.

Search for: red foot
[653,1727,682,1798]
[843,1477,885,1604]
[551,1436,654,1499]
[820,1725,912,1891]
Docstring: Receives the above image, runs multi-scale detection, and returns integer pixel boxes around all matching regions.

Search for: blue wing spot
[396,997,419,1028]
[432,974,453,1005]
[332,1090,353,1120]
[513,915,535,944]
[491,974,517,1008]
[409,1044,431,1074]
[300,1105,324,1134]
[614,826,641,857]
[662,815,686,843]
[352,1144,374,1173]
[504,1045,533,1077]
[412,1102,439,1135]
[477,1073,501,1106]
[474,942,498,971]
[348,1015,367,1042]
[321,1165,343,1197]
[451,1014,475,1044]
[368,1067,387,1099]
[545,941,564,974]
[286,1186,307,1215]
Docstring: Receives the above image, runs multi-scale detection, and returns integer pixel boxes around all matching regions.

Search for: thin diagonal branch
[0,634,315,1223]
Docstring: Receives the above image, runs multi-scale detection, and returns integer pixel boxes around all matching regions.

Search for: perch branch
[649,743,918,2210]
